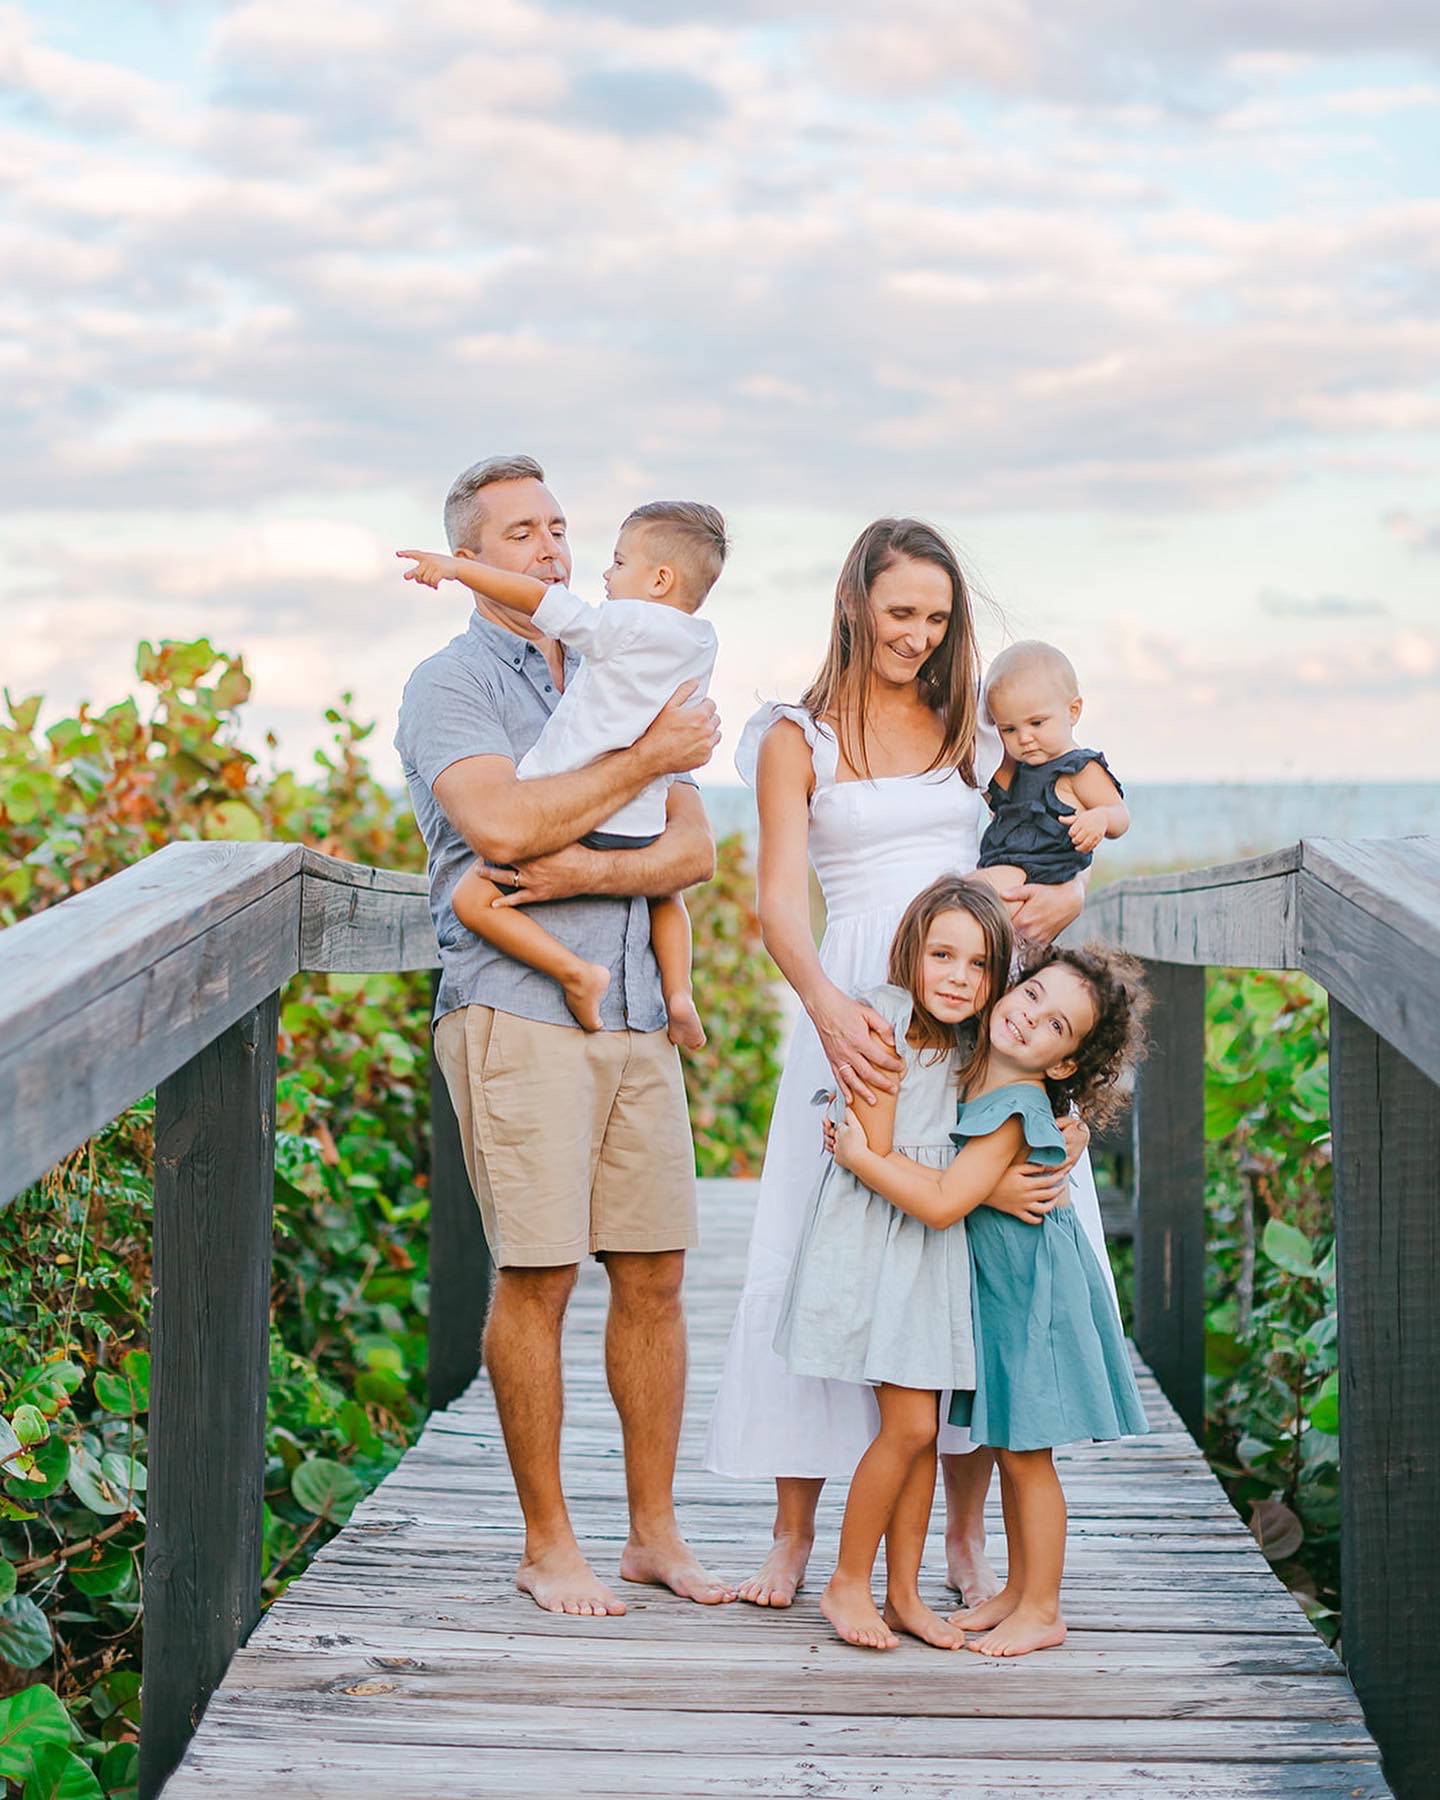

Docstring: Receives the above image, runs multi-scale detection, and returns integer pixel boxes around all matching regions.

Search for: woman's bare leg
[821,1385,937,1651]
[737,1477,822,1607]
[968,1448,1068,1657]
[940,1447,1000,1604]
[950,1460,1022,1630]
[881,1439,963,1649]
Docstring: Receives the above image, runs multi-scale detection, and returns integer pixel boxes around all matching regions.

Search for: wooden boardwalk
[164,1180,1390,1799]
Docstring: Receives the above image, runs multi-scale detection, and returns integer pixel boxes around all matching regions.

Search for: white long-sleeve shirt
[519,585,718,840]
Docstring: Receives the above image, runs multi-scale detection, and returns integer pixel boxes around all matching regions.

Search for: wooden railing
[1065,835,1440,1800]
[0,843,485,1800]
[4,835,1437,1796]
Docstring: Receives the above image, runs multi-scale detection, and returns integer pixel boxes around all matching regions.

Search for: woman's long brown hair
[888,876,1013,1088]
[800,517,981,783]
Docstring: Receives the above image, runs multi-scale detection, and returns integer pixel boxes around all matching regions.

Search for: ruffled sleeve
[853,982,915,1043]
[1051,747,1123,798]
[951,1084,1067,1165]
[974,684,1004,791]
[734,701,839,793]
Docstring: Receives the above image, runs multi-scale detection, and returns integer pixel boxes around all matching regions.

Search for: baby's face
[603,525,665,602]
[987,674,1082,765]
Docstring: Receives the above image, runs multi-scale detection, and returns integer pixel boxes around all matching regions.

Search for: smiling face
[918,907,995,1026]
[866,554,954,690]
[990,963,1098,1077]
[987,671,1082,765]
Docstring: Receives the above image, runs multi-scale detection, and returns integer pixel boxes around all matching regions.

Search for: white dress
[702,701,1119,1479]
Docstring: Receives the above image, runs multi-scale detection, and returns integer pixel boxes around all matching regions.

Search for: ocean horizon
[695,780,1440,876]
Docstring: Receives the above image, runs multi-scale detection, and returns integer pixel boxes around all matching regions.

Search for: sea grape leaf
[290,1458,364,1524]
[0,1686,72,1781]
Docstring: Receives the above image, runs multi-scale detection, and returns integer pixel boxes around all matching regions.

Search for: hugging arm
[834,1115,1028,1230]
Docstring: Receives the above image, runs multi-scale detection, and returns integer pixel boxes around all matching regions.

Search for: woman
[703,517,1110,1606]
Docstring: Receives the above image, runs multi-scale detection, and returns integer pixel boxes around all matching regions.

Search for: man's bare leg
[607,1251,735,1604]
[737,1477,821,1606]
[484,1264,626,1616]
[940,1447,1001,1604]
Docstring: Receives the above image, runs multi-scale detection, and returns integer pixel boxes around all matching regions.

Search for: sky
[1,0,1437,785]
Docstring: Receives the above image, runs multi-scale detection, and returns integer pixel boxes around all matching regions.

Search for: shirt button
[545,684,552,692]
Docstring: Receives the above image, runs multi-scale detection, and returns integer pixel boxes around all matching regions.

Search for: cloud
[1386,509,1440,554]
[1258,589,1390,620]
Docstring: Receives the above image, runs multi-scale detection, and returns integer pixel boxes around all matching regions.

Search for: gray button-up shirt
[395,609,669,1032]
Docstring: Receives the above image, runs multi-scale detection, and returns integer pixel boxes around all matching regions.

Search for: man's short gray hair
[443,454,546,551]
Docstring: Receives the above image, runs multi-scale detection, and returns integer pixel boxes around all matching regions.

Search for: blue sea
[696,782,1440,877]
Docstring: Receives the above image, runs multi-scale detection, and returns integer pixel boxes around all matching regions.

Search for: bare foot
[666,991,706,1050]
[621,1533,736,1605]
[968,1605,1067,1658]
[948,1585,1018,1633]
[561,962,612,1032]
[883,1592,965,1650]
[945,1530,1000,1606]
[736,1532,812,1607]
[820,1575,900,1650]
[516,1546,626,1617]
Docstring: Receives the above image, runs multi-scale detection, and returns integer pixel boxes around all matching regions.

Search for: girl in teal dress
[834,943,1150,1659]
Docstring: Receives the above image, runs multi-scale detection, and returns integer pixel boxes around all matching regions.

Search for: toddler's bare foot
[562,961,612,1031]
[621,1531,736,1605]
[968,1605,1067,1658]
[882,1592,965,1650]
[945,1531,1000,1606]
[737,1532,811,1607]
[516,1545,626,1617]
[821,1575,900,1650]
[948,1585,1018,1632]
[666,991,706,1050]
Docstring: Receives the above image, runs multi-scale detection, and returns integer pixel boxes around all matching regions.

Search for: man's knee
[606,1249,685,1316]
[490,1261,579,1328]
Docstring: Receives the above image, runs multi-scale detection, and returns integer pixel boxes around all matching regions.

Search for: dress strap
[734,701,840,793]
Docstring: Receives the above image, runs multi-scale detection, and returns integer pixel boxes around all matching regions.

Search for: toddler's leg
[821,1385,938,1652]
[973,864,1028,922]
[453,862,611,1031]
[881,1440,964,1649]
[967,1448,1067,1658]
[649,894,704,1050]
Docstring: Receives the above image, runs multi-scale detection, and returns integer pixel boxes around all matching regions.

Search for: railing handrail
[1066,834,1440,1084]
[0,842,436,1204]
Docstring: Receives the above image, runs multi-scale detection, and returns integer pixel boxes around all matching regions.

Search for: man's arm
[433,682,719,868]
[482,779,716,906]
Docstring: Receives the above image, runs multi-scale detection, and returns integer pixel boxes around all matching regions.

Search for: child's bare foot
[736,1532,811,1607]
[561,961,612,1031]
[665,991,706,1050]
[821,1575,900,1650]
[968,1605,1066,1658]
[948,1586,1018,1632]
[945,1531,1000,1606]
[882,1592,965,1650]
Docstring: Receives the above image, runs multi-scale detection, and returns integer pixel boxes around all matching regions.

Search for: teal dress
[947,1084,1148,1452]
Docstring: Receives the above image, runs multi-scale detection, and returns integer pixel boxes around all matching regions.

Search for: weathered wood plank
[142,996,279,1800]
[0,879,300,1203]
[1331,1001,1440,1800]
[1132,960,1206,1436]
[1066,846,1300,969]
[297,850,436,974]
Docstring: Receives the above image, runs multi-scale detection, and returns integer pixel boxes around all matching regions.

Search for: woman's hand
[983,1157,1069,1225]
[833,1105,869,1172]
[810,987,904,1105]
[1055,1112,1090,1175]
[1008,873,1086,948]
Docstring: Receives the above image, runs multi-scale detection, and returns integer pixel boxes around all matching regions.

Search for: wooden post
[139,996,279,1800]
[1131,960,1206,1438]
[1331,999,1440,1800]
[426,996,492,1412]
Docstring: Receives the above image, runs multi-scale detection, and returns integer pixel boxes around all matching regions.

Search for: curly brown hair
[1016,941,1151,1130]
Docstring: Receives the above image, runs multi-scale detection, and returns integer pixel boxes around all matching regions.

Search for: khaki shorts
[433,1005,699,1269]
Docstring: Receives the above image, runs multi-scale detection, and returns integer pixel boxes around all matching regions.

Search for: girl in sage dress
[774,877,1013,1652]
[835,944,1151,1658]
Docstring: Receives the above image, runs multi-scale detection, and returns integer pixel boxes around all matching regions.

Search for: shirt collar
[465,605,579,674]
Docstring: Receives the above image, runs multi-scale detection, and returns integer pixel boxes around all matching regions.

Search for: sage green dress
[948,1083,1148,1452]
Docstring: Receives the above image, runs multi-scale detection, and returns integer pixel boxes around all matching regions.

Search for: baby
[397,500,725,1048]
[976,640,1129,913]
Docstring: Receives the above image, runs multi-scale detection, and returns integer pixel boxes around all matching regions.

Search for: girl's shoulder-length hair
[800,517,981,784]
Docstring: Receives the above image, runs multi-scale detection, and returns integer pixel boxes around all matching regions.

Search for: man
[396,454,734,1615]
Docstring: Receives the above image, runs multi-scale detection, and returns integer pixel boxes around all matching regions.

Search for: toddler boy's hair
[623,501,729,610]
